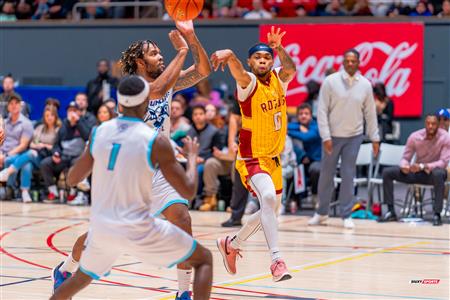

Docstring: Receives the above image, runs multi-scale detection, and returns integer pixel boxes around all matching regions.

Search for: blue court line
[0,275,50,287]
[238,284,447,300]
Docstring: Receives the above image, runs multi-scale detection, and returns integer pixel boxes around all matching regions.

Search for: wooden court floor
[1,201,449,300]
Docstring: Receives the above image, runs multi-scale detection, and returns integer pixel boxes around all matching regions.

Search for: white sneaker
[77,178,90,192]
[0,169,10,182]
[343,218,355,229]
[68,193,86,206]
[21,190,32,203]
[308,213,328,226]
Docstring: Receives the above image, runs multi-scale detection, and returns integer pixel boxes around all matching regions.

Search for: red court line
[46,221,301,300]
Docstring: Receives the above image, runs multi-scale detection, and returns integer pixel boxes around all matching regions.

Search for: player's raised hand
[175,20,194,36]
[210,49,233,72]
[169,30,188,52]
[182,136,199,158]
[267,26,286,49]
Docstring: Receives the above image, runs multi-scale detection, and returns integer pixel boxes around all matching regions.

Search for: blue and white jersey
[89,116,158,231]
[143,88,173,138]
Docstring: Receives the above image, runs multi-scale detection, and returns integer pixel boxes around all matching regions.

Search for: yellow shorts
[235,156,283,196]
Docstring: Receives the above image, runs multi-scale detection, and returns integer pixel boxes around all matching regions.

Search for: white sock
[249,173,281,261]
[177,268,192,294]
[60,253,79,273]
[270,247,281,262]
[69,188,77,196]
[48,185,57,195]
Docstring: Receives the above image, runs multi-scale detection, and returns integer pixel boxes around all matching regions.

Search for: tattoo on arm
[173,70,205,92]
[277,46,296,82]
[190,43,200,64]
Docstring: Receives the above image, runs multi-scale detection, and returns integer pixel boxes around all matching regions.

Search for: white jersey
[143,88,173,138]
[90,116,157,231]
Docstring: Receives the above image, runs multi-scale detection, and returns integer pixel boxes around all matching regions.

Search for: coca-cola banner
[260,23,424,117]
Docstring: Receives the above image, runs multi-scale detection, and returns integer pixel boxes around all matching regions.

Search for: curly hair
[119,40,157,75]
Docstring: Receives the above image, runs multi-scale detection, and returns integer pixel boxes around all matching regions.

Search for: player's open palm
[210,49,232,71]
[182,136,199,158]
[169,30,188,51]
[267,26,286,49]
[175,20,194,36]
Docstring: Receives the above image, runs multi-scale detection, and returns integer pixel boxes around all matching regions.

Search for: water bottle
[218,200,226,212]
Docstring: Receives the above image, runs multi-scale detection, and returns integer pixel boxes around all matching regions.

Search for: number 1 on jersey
[107,143,122,170]
[273,112,282,131]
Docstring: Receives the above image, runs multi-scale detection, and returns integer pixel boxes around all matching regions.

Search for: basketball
[165,0,204,21]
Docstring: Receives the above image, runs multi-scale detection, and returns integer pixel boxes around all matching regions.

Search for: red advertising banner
[260,23,424,117]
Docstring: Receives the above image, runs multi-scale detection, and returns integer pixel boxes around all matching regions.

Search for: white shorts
[79,218,197,280]
[150,169,189,217]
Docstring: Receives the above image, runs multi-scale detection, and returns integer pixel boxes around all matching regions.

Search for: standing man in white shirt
[308,49,380,229]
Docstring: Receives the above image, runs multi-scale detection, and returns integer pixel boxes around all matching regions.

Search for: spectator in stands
[221,99,249,227]
[170,98,191,143]
[267,0,299,17]
[288,103,321,204]
[205,103,225,129]
[310,49,380,229]
[0,95,34,201]
[16,0,35,19]
[186,105,225,210]
[0,105,61,202]
[374,82,394,142]
[32,0,64,19]
[369,0,393,16]
[351,0,373,16]
[295,4,308,16]
[320,0,346,16]
[45,97,61,111]
[0,0,17,21]
[74,92,97,132]
[96,103,114,124]
[233,0,253,17]
[104,98,117,115]
[243,0,272,19]
[379,114,450,226]
[305,80,320,118]
[438,0,450,17]
[409,0,432,16]
[86,59,119,115]
[436,108,450,133]
[0,75,28,118]
[40,102,90,204]
[80,0,109,19]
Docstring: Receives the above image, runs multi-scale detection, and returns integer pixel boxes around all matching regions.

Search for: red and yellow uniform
[235,69,287,195]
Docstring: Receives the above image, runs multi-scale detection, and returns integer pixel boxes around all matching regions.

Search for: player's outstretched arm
[152,135,199,200]
[210,49,252,88]
[267,26,296,83]
[149,30,189,99]
[67,135,94,187]
[173,20,212,92]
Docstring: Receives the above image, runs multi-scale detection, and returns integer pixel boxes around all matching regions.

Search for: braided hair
[119,40,158,75]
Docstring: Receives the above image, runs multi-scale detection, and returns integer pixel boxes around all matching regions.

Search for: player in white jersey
[50,76,212,300]
[52,21,211,300]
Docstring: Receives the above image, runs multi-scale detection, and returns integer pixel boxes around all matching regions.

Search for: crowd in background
[0,57,449,226]
[1,0,450,21]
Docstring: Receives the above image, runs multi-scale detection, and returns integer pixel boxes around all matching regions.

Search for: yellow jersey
[237,70,287,159]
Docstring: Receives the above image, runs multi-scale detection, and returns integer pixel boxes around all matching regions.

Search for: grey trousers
[317,135,364,219]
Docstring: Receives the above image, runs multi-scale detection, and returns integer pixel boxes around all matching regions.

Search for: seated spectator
[0,105,61,202]
[96,103,114,124]
[104,98,117,116]
[379,114,450,226]
[320,0,346,16]
[438,0,450,17]
[266,0,300,17]
[45,97,61,111]
[369,0,393,16]
[374,82,394,142]
[32,0,64,19]
[295,5,308,16]
[243,0,272,19]
[16,0,35,19]
[288,103,321,203]
[186,105,225,211]
[0,75,29,118]
[75,92,98,132]
[170,98,191,143]
[205,103,225,129]
[0,0,17,21]
[40,102,90,204]
[409,0,432,16]
[351,0,373,16]
[86,59,119,115]
[0,95,34,201]
[436,108,450,132]
[233,0,253,17]
[280,136,297,208]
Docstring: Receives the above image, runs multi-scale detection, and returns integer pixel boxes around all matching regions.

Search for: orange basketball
[165,0,204,21]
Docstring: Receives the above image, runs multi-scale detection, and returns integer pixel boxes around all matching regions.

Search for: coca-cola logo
[273,41,418,99]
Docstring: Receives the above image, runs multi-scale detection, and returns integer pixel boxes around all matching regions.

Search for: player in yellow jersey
[210,26,296,282]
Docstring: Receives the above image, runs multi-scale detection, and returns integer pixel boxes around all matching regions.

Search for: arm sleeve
[317,79,332,141]
[236,72,257,101]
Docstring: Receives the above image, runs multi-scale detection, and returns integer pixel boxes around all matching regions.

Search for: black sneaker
[221,218,242,227]
[377,210,397,222]
[432,213,442,226]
